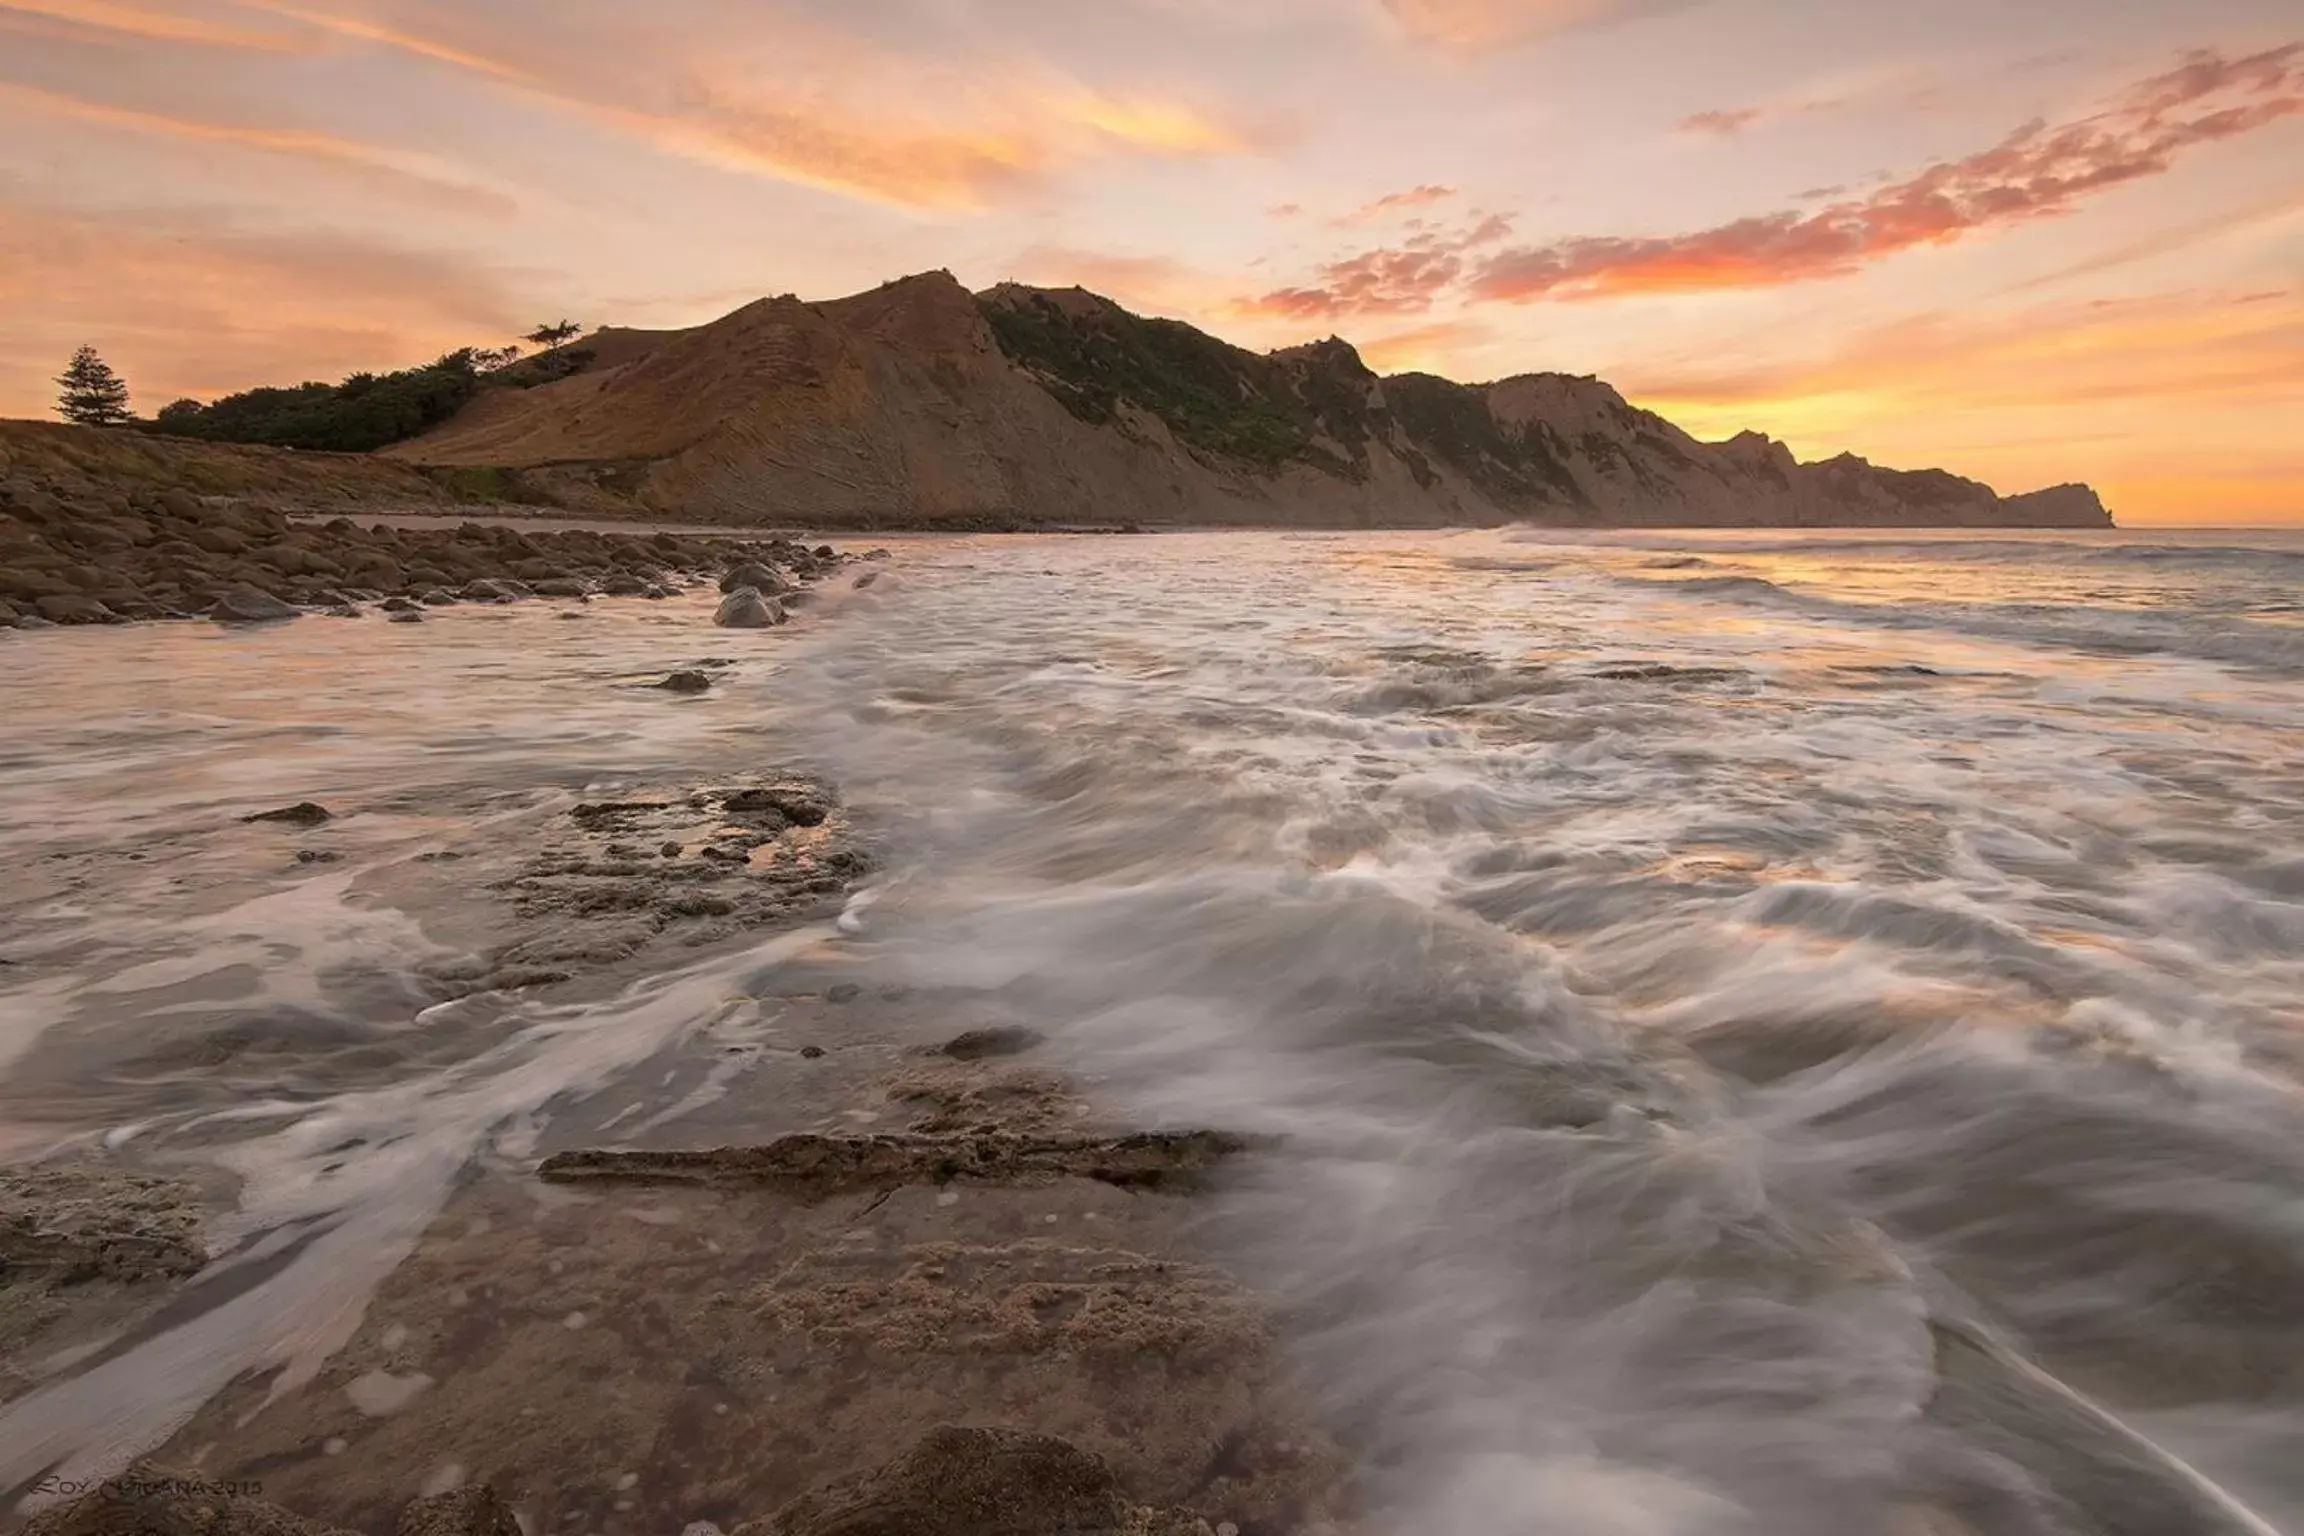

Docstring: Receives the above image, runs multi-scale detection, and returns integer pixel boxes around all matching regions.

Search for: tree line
[53,321,589,452]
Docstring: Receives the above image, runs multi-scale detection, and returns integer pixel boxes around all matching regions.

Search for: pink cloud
[1474,44,2304,301]
[1239,210,1514,320]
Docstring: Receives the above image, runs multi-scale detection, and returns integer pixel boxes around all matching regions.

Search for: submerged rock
[21,1462,357,1536]
[658,669,713,694]
[394,1486,524,1536]
[211,586,299,623]
[737,1426,1210,1536]
[0,1163,204,1284]
[939,1025,1046,1061]
[724,784,828,825]
[19,1461,527,1536]
[714,587,786,629]
[241,801,331,827]
[1922,1318,2276,1536]
[536,1128,1260,1201]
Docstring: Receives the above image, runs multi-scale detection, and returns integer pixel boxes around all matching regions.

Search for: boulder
[657,670,713,694]
[419,588,461,607]
[602,573,650,597]
[5,486,64,520]
[533,578,590,598]
[213,587,300,623]
[379,595,421,613]
[389,609,425,624]
[352,559,407,591]
[34,593,116,624]
[719,561,788,595]
[714,587,785,628]
[0,567,74,601]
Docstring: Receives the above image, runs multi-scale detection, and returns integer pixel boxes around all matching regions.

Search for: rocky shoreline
[0,478,878,629]
[0,739,1349,1534]
[2,1022,1344,1536]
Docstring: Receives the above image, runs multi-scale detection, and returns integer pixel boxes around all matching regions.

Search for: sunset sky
[1,0,2298,524]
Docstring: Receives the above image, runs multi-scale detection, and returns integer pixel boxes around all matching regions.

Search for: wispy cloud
[214,0,1252,211]
[1331,183,1458,226]
[0,0,307,50]
[1474,44,2304,301]
[1380,0,1702,50]
[0,79,514,213]
[1677,106,1765,135]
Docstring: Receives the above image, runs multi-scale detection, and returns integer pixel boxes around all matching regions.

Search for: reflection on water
[4,528,2304,1532]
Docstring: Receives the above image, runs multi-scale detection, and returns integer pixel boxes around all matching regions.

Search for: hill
[386,271,2111,529]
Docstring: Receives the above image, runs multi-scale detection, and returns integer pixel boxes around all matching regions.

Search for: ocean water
[3,527,2302,1533]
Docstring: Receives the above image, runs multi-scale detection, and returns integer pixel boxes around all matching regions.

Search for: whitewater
[3,525,2301,1535]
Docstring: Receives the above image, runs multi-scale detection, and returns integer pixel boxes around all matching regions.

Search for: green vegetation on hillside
[981,291,1361,475]
[145,323,595,453]
[150,352,485,453]
[1380,374,1586,507]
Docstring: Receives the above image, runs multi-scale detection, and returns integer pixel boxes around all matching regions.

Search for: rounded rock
[713,587,785,629]
[212,586,300,623]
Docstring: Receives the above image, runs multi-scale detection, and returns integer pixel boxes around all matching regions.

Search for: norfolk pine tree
[55,346,132,426]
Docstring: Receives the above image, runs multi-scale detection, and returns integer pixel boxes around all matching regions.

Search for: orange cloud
[0,80,514,213]
[1628,290,2304,411]
[1476,44,2304,301]
[212,1,1248,211]
[0,0,307,50]
[1380,0,1697,49]
[227,0,527,79]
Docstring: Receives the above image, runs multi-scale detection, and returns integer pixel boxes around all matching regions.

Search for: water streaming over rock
[3,528,2302,1533]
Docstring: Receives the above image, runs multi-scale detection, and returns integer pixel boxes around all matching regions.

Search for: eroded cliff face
[389,272,2113,530]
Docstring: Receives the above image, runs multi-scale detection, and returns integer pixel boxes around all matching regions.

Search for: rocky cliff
[389,272,2110,529]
